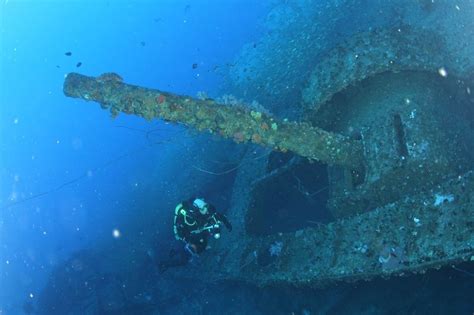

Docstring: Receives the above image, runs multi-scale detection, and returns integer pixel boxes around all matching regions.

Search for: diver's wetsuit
[174,198,232,253]
[158,198,232,273]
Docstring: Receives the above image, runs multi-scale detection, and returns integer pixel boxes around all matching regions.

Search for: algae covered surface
[1,1,473,314]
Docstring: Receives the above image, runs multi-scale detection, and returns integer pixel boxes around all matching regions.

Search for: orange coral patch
[156,95,166,104]
[252,133,262,143]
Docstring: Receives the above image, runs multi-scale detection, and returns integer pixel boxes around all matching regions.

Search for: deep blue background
[0,0,267,311]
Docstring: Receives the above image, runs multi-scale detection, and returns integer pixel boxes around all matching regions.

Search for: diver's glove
[214,212,232,232]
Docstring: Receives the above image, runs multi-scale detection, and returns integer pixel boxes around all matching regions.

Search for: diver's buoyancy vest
[173,203,198,240]
[173,203,223,240]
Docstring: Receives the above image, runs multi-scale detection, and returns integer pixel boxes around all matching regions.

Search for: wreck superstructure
[61,1,474,289]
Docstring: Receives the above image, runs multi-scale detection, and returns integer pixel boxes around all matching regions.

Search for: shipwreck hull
[62,20,474,288]
[174,168,474,288]
[169,40,474,287]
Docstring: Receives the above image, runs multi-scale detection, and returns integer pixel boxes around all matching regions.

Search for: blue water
[0,1,266,313]
[1,1,474,314]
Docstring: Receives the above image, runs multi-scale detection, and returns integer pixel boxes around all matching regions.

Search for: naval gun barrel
[63,72,364,169]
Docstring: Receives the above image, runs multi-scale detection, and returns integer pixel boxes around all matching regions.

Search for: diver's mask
[193,198,208,214]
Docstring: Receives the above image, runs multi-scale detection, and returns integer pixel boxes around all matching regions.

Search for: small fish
[140,41,146,47]
[76,62,82,68]
[192,63,198,69]
[65,51,72,56]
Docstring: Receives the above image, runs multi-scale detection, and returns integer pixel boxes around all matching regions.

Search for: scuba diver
[158,197,232,273]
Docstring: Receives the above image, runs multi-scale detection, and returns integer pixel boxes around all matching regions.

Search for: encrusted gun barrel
[63,72,364,169]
